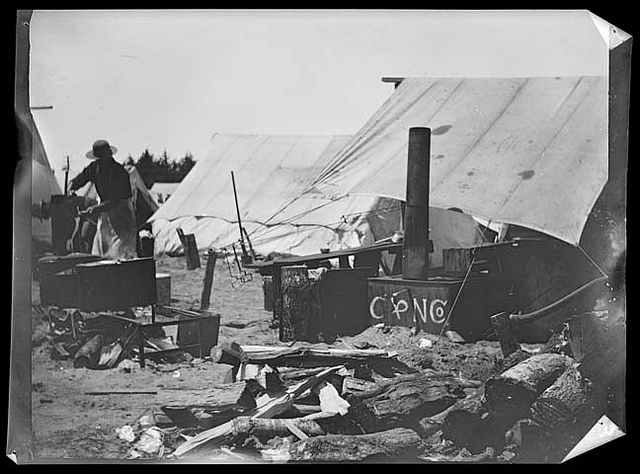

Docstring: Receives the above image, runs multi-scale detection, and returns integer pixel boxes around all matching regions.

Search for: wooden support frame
[99,310,217,368]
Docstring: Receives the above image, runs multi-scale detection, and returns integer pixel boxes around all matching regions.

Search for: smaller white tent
[150,182,180,204]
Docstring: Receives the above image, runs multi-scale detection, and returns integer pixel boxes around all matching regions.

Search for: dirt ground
[30,254,536,461]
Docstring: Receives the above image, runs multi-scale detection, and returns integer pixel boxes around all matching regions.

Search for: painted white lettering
[369,296,386,320]
[392,298,409,321]
[413,297,429,324]
[429,299,448,324]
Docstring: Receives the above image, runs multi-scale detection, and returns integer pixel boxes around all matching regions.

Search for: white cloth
[92,199,137,260]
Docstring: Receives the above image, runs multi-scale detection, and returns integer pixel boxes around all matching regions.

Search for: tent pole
[64,155,69,195]
[231,171,249,261]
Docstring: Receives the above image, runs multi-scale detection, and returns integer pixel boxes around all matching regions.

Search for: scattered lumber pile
[146,341,477,461]
[118,322,612,463]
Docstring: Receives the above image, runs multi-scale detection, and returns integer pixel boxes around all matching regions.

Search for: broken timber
[346,373,466,433]
[171,366,343,458]
[74,334,103,369]
[529,366,594,430]
[286,427,422,462]
[176,228,201,270]
[230,417,325,444]
[439,388,511,452]
[212,343,399,370]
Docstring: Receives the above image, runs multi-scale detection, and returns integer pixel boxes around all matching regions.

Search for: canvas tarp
[150,133,484,259]
[304,76,608,245]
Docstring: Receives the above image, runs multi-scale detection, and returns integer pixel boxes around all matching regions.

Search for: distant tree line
[124,149,196,188]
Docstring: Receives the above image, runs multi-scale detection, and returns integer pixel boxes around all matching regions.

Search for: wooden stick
[284,419,310,441]
[85,391,158,395]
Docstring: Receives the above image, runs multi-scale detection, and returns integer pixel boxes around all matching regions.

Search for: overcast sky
[29,9,612,187]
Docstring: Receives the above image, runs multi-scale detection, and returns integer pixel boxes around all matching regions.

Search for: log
[171,366,343,457]
[230,417,325,443]
[97,340,123,368]
[345,370,465,405]
[529,366,594,430]
[280,266,314,342]
[342,377,379,395]
[504,419,547,462]
[287,427,422,462]
[439,388,511,452]
[346,374,466,433]
[419,446,496,463]
[73,334,103,368]
[417,388,483,439]
[483,353,574,422]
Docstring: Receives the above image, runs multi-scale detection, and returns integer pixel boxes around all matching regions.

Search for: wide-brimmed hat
[86,139,118,160]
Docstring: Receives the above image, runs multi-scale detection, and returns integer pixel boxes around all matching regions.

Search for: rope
[245,203,403,243]
[247,202,402,239]
[437,220,497,336]
[576,243,609,278]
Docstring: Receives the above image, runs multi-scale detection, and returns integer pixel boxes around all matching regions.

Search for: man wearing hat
[68,139,137,260]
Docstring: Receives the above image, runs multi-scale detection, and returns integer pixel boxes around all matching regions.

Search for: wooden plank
[273,242,402,266]
[199,249,217,310]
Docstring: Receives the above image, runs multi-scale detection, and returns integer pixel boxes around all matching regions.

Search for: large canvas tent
[304,76,608,246]
[150,134,483,259]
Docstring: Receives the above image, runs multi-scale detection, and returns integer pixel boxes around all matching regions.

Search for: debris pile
[35,305,192,370]
[131,312,617,463]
